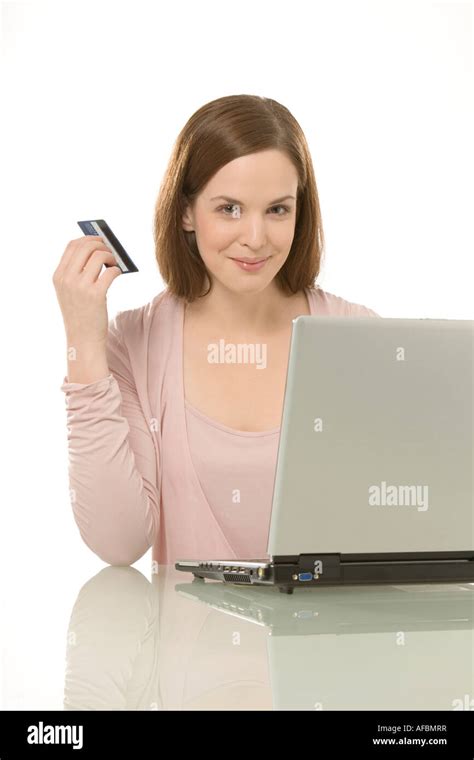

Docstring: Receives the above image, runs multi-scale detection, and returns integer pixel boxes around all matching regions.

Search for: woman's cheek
[200,218,232,249]
[279,223,296,251]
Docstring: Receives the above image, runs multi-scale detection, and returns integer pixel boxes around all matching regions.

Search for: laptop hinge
[298,553,342,580]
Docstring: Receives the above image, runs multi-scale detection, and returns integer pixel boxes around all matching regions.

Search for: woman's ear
[181,198,195,232]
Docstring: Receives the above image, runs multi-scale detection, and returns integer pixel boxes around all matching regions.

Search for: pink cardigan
[60,285,380,565]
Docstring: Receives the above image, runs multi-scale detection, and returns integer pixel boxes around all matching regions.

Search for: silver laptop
[176,316,474,593]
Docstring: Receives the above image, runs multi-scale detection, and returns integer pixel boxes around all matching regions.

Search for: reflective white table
[2,563,473,711]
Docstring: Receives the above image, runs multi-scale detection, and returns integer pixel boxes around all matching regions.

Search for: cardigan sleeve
[59,315,160,566]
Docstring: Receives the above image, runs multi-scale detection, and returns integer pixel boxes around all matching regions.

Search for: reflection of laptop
[175,580,474,635]
[176,316,474,593]
[174,581,474,710]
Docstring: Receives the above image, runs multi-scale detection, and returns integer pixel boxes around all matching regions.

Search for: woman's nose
[238,214,268,248]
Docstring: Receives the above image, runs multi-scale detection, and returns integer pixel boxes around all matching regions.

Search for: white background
[0,0,472,708]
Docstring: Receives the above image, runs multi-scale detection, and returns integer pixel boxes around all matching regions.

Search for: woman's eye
[220,204,240,216]
[218,204,290,216]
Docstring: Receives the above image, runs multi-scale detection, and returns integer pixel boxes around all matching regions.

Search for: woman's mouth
[230,256,270,272]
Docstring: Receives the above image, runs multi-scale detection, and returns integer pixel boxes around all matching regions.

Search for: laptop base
[175,552,474,594]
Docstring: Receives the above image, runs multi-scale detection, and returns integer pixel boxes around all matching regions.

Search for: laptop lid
[267,316,473,557]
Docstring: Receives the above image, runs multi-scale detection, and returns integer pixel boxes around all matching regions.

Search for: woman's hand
[53,235,123,345]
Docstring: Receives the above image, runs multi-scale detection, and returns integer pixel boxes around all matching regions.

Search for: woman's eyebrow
[209,194,296,204]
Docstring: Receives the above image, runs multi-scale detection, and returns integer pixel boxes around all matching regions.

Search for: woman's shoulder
[112,287,177,326]
[109,287,180,344]
[308,284,380,318]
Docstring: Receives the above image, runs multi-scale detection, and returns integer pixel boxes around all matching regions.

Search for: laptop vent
[223,573,251,583]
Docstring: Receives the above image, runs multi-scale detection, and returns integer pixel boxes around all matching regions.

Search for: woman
[53,94,379,567]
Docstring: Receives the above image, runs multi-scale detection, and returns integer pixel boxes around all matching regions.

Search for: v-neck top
[59,285,380,566]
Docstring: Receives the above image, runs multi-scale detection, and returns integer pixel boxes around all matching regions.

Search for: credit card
[77,219,139,273]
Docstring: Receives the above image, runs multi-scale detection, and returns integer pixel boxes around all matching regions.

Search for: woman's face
[182,149,299,295]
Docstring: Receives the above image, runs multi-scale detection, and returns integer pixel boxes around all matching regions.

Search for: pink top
[185,400,280,559]
[60,285,380,566]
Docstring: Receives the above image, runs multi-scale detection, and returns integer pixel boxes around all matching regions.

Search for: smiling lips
[232,256,268,264]
[230,256,270,272]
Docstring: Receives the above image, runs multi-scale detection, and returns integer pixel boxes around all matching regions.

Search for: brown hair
[153,94,325,302]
